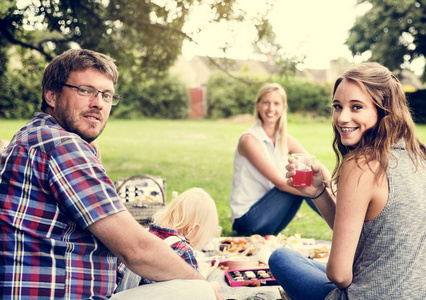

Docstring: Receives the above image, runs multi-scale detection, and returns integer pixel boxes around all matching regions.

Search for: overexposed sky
[182,0,371,70]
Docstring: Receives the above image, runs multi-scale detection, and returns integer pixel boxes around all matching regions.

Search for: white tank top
[230,123,288,220]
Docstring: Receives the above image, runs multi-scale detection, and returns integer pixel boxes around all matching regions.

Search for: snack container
[225,267,278,287]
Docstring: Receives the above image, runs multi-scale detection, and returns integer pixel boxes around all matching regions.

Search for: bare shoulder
[239,133,256,145]
[340,157,382,183]
[238,133,260,156]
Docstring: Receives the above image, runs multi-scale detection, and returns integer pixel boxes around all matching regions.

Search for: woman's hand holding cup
[286,155,325,198]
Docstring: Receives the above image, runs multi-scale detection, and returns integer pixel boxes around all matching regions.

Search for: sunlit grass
[2,117,425,240]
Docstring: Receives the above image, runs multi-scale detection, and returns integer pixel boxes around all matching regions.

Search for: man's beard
[54,105,105,143]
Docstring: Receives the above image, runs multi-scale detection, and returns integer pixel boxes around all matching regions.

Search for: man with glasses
[0,49,220,300]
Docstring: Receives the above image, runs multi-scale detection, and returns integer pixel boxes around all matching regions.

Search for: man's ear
[44,90,57,108]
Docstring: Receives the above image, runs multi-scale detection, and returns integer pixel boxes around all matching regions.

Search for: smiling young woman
[268,62,426,300]
[332,79,378,147]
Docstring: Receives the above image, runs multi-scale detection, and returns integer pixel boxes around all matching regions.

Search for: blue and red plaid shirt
[116,223,198,289]
[0,113,126,299]
[148,224,199,270]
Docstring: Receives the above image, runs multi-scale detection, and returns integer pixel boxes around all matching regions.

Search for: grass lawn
[1,117,425,240]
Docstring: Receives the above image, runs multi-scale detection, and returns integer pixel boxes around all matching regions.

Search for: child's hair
[152,188,219,249]
[0,138,10,151]
[90,140,102,162]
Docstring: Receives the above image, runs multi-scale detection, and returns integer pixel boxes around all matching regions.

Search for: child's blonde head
[0,139,10,151]
[152,188,219,249]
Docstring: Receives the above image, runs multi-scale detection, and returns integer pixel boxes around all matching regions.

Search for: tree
[1,0,294,118]
[346,0,426,81]
[0,0,279,82]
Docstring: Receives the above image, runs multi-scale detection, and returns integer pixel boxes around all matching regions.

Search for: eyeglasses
[62,83,121,106]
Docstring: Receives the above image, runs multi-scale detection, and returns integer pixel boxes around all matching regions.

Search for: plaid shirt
[0,113,126,299]
[148,224,198,270]
[116,224,198,288]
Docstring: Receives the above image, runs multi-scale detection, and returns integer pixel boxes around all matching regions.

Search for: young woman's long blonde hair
[152,188,219,249]
[254,83,288,152]
[331,62,426,185]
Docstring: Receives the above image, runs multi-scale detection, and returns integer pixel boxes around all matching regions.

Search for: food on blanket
[257,270,271,279]
[211,257,228,268]
[219,237,257,255]
[264,234,276,241]
[249,234,264,244]
[313,245,329,259]
[225,268,278,287]
[219,238,243,252]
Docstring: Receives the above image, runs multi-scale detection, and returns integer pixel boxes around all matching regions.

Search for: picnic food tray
[115,175,166,225]
[225,267,278,287]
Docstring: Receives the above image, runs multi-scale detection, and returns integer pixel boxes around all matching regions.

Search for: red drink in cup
[291,153,316,187]
[292,169,313,187]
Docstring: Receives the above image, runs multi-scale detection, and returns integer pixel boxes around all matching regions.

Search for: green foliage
[0,0,284,118]
[0,0,277,84]
[0,51,44,119]
[347,0,426,81]
[282,77,333,117]
[206,72,333,119]
[113,75,189,119]
[205,71,261,118]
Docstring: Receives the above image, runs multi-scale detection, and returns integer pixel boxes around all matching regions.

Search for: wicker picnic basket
[115,174,167,225]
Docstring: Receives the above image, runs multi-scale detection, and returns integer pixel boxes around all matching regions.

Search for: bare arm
[88,210,204,282]
[286,156,388,288]
[238,133,305,194]
[285,157,336,227]
[326,159,386,289]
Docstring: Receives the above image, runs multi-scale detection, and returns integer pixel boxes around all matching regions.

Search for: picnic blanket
[197,235,331,300]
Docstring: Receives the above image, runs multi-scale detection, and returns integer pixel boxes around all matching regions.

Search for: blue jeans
[232,187,321,236]
[268,248,337,300]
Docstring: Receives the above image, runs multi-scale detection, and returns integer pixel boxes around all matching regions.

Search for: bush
[281,77,332,117]
[206,72,333,119]
[113,74,189,119]
[206,71,263,118]
[0,58,43,119]
[1,61,333,120]
[0,57,189,120]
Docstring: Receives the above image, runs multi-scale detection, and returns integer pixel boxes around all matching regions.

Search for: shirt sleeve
[48,137,126,229]
[171,241,199,270]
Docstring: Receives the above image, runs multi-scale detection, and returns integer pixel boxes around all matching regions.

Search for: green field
[1,117,425,240]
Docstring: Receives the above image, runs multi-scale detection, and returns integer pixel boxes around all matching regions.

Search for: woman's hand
[286,156,325,198]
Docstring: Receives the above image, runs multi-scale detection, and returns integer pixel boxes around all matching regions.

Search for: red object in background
[189,88,205,119]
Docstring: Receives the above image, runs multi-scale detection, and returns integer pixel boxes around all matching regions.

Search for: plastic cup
[291,153,316,187]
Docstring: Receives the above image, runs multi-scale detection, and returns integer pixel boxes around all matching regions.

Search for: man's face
[48,68,114,142]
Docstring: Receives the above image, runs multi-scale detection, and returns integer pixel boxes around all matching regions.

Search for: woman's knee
[268,248,294,269]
